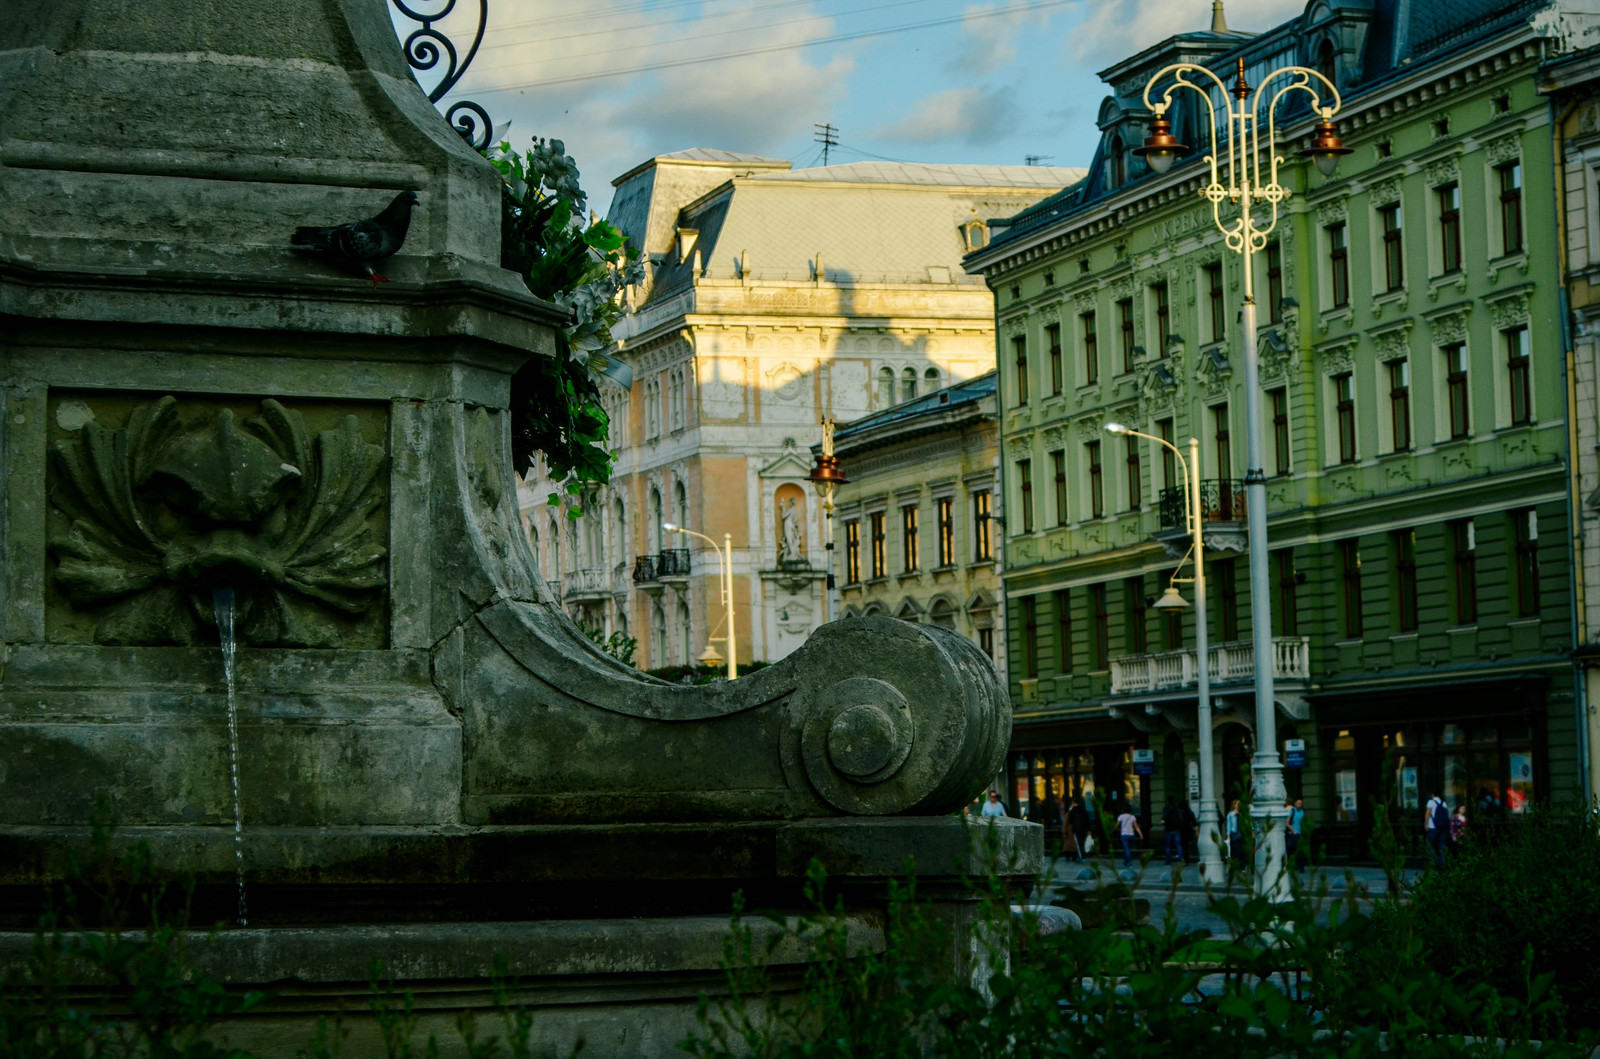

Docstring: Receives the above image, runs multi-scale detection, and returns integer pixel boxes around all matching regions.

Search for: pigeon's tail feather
[291,226,333,250]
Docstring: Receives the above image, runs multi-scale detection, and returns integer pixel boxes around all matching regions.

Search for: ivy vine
[489,138,642,516]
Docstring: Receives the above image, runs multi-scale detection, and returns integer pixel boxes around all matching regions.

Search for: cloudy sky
[399,0,1307,215]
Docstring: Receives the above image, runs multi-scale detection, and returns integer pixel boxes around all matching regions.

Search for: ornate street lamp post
[808,416,849,624]
[1136,57,1349,901]
[664,523,737,679]
[1106,424,1222,881]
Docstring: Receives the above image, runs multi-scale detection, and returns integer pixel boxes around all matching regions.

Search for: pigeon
[291,190,419,285]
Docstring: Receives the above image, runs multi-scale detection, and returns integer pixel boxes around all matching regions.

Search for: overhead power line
[466,0,1080,93]
[481,0,898,51]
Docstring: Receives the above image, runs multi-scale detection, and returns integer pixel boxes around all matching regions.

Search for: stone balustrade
[1110,636,1310,694]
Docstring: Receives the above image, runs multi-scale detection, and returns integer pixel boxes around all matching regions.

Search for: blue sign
[1132,748,1155,777]
[1285,738,1306,770]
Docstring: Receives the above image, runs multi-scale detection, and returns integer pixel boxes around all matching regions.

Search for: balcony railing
[564,568,609,599]
[1157,479,1248,532]
[1109,636,1310,695]
[632,548,693,584]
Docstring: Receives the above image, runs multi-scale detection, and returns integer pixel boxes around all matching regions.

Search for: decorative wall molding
[1424,301,1473,346]
[1486,285,1534,329]
[1317,336,1359,375]
[1370,319,1414,361]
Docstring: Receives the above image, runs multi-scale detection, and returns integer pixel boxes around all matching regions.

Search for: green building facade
[966,0,1593,859]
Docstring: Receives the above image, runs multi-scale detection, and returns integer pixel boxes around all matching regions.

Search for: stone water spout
[0,1,1031,1053]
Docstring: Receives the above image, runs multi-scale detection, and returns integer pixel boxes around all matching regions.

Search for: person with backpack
[1424,791,1449,867]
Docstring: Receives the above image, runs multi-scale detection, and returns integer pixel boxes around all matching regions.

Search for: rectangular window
[1090,584,1109,670]
[1087,441,1103,519]
[1451,519,1477,625]
[978,627,994,659]
[1380,204,1404,291]
[1328,222,1350,307]
[1125,576,1148,654]
[1118,297,1136,372]
[1275,549,1299,637]
[1017,460,1034,534]
[973,491,992,561]
[1393,529,1418,633]
[937,497,955,567]
[1022,596,1039,679]
[1270,388,1290,475]
[1152,281,1170,354]
[1438,183,1462,273]
[1506,326,1531,425]
[1340,540,1363,638]
[1206,263,1226,342]
[1052,449,1067,526]
[1266,241,1284,324]
[1213,403,1232,480]
[1216,558,1239,641]
[844,519,861,584]
[1157,418,1176,491]
[1388,360,1411,452]
[901,504,919,573]
[1013,335,1029,406]
[1081,311,1099,385]
[1055,589,1073,673]
[869,512,886,580]
[1498,161,1523,255]
[1334,372,1357,464]
[1125,437,1142,512]
[1444,343,1469,440]
[1514,508,1540,617]
[1047,323,1063,395]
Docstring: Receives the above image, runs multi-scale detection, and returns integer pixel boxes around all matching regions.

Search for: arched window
[1110,134,1127,188]
[651,600,667,666]
[964,221,987,250]
[930,598,956,628]
[528,521,541,569]
[614,498,627,562]
[877,366,895,407]
[674,480,689,529]
[924,366,940,392]
[548,517,562,580]
[1316,39,1336,86]
[649,487,663,552]
[678,600,693,665]
[901,366,917,403]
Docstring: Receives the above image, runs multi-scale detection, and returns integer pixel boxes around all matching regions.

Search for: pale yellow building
[829,371,1004,674]
[521,149,1082,669]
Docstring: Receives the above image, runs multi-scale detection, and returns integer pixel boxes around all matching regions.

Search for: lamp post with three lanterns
[1134,56,1350,900]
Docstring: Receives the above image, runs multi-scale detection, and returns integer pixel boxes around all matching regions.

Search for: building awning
[1310,674,1549,728]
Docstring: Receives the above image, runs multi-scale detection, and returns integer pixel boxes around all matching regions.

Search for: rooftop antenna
[1211,0,1228,33]
[1025,154,1054,166]
[814,122,839,166]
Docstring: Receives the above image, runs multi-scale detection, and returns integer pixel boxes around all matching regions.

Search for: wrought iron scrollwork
[390,0,498,151]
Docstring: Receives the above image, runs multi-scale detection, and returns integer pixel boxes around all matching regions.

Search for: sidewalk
[1043,855,1419,896]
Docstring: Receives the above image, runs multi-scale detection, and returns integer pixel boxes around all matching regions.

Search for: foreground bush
[686,827,1597,1058]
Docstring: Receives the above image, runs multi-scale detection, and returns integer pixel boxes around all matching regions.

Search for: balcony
[564,568,610,601]
[1110,637,1310,695]
[632,548,693,585]
[1154,479,1249,556]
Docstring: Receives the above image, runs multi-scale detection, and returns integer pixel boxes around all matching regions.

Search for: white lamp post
[1106,423,1222,881]
[1136,56,1350,901]
[663,522,737,679]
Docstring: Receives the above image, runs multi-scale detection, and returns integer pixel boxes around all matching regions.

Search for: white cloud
[872,85,1021,146]
[952,2,1057,77]
[1067,0,1307,67]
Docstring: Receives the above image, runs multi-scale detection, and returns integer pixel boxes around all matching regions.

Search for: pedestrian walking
[1449,803,1468,853]
[1181,800,1198,864]
[1226,799,1244,863]
[1423,791,1448,867]
[1162,797,1185,865]
[1115,808,1143,867]
[1286,797,1306,870]
[1067,796,1091,862]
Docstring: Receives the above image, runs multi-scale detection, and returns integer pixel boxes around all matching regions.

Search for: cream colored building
[520,149,1083,669]
[829,371,1004,674]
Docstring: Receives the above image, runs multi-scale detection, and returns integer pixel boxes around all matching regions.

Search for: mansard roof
[973,0,1567,263]
[831,371,998,452]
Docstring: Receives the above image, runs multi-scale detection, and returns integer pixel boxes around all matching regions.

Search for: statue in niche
[778,496,804,563]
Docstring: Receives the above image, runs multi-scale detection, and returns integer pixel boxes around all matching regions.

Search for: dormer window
[1316,39,1336,87]
[1109,134,1127,187]
[676,227,699,264]
[962,220,988,250]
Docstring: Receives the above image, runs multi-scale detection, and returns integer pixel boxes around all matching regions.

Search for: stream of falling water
[211,588,247,927]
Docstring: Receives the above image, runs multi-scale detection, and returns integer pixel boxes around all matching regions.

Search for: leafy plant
[578,619,637,666]
[489,138,642,510]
